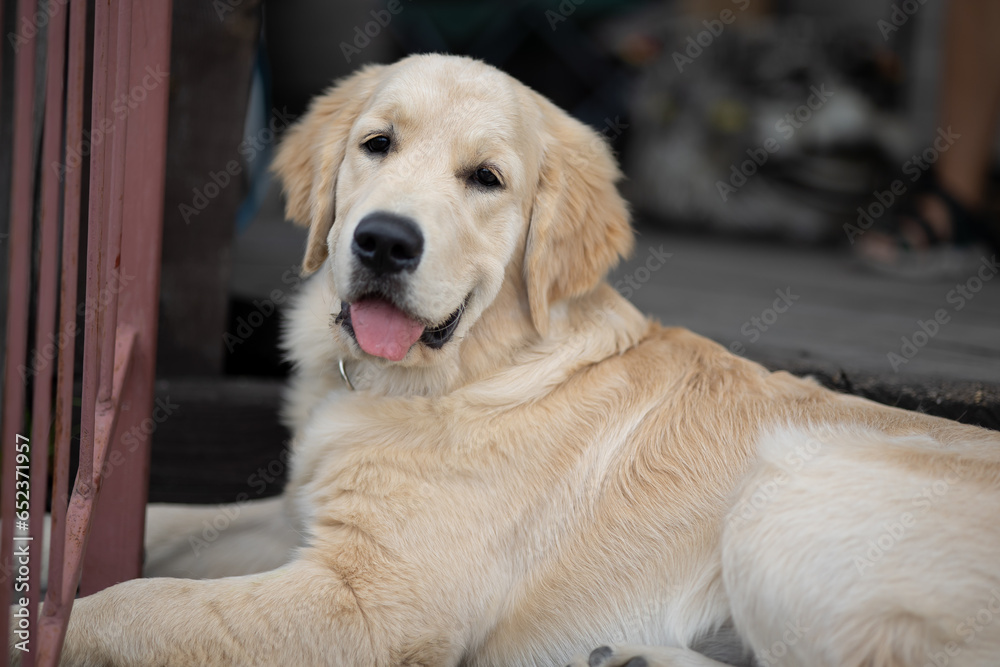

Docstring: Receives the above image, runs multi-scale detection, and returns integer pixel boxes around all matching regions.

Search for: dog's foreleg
[55,559,398,666]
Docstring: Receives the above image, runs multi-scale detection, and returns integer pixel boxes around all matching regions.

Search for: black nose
[351,213,424,275]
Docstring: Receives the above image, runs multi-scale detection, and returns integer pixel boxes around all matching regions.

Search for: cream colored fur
[29,55,1000,667]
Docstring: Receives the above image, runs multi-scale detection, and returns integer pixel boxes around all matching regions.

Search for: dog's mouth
[335,297,467,361]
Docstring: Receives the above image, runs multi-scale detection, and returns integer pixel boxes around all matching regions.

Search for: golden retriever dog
[44,54,1000,666]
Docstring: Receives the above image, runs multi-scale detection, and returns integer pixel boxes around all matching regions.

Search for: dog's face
[274,54,633,378]
[327,59,540,363]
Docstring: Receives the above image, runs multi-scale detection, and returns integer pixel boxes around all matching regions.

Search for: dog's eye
[474,167,500,187]
[364,136,391,153]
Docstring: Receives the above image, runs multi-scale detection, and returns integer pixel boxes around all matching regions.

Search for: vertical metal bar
[59,0,110,590]
[95,0,131,419]
[80,0,173,595]
[0,2,39,666]
[21,1,68,665]
[77,0,112,500]
[80,0,132,594]
[42,0,87,632]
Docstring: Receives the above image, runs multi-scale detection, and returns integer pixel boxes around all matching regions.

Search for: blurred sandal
[854,175,997,280]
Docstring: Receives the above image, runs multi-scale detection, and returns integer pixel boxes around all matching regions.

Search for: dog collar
[338,358,355,391]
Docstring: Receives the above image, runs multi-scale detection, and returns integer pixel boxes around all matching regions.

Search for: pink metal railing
[2,0,172,663]
[2,0,42,658]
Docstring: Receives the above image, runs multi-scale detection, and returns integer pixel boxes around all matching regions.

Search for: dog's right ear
[272,65,386,275]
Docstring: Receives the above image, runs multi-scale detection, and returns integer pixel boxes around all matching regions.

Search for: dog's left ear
[523,95,634,334]
[272,64,386,275]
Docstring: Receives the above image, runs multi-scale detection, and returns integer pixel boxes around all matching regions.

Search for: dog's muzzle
[337,212,465,361]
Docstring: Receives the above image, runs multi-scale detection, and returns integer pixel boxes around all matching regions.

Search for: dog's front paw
[565,643,732,667]
[565,645,650,667]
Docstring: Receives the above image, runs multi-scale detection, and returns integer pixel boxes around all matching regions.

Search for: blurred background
[3,0,998,503]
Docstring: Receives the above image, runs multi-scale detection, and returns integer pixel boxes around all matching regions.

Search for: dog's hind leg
[143,495,303,579]
[723,425,1000,667]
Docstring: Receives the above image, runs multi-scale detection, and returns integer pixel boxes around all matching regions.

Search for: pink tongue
[350,299,425,361]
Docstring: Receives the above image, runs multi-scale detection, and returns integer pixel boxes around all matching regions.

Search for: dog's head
[274,54,632,381]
